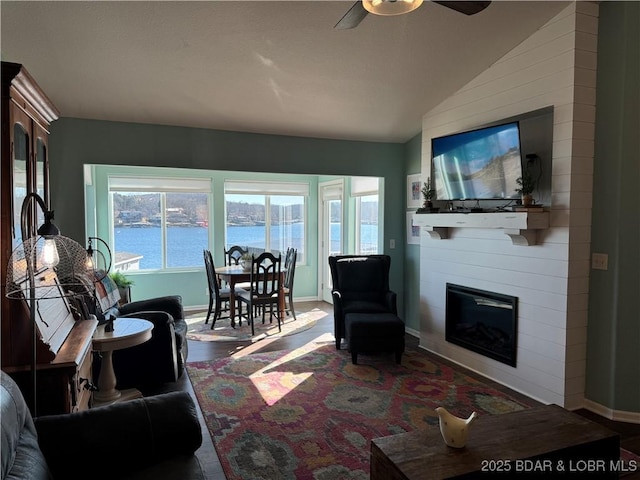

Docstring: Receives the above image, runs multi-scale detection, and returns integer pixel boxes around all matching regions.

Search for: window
[352,177,379,255]
[356,194,379,254]
[109,177,211,271]
[224,181,308,262]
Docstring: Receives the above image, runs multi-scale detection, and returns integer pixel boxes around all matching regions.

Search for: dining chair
[283,247,297,320]
[224,245,248,266]
[236,252,282,336]
[203,249,236,328]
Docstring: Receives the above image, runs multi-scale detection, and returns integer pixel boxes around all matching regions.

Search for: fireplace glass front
[445,283,517,367]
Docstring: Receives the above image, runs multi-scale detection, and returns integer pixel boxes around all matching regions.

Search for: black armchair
[67,272,188,390]
[328,255,397,350]
[114,295,188,388]
[1,371,204,480]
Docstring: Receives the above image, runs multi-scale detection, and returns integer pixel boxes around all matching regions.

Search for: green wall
[403,133,422,333]
[49,119,410,319]
[586,1,640,412]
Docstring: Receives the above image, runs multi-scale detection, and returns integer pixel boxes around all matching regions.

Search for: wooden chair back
[283,247,297,291]
[203,249,221,299]
[249,252,281,300]
[224,245,247,266]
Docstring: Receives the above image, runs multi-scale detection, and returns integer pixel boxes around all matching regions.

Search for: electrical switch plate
[390,239,395,249]
[592,253,608,270]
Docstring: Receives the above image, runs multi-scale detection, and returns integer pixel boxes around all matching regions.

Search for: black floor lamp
[5,193,95,416]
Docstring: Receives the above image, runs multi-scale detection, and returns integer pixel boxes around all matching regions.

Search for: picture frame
[406,212,420,245]
[407,174,422,209]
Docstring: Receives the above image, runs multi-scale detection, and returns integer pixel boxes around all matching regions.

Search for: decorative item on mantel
[435,407,478,448]
[416,177,439,213]
[515,168,536,207]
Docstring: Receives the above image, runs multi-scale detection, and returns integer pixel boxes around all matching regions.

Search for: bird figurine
[435,407,478,448]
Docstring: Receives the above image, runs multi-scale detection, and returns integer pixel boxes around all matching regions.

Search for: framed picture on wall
[406,212,420,245]
[407,174,422,209]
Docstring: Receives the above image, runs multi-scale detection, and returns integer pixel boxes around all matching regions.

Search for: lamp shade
[6,235,95,301]
[363,0,424,16]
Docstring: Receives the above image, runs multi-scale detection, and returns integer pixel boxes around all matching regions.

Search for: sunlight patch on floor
[247,332,335,404]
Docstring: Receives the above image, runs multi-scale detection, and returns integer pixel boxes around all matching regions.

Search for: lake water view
[114,223,377,270]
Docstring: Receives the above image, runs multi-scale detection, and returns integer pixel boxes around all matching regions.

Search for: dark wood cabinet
[1,61,97,414]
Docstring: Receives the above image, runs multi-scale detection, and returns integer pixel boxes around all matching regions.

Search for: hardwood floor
[145,301,640,480]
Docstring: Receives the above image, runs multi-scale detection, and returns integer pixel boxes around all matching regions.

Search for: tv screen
[432,122,523,201]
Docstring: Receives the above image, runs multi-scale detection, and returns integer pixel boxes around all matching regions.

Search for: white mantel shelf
[412,211,550,246]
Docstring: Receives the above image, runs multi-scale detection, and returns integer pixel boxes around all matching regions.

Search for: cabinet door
[10,105,32,248]
[33,123,50,229]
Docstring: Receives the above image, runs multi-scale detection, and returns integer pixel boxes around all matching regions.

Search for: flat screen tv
[431,121,523,201]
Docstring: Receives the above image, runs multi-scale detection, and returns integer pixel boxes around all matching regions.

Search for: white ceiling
[1,1,568,143]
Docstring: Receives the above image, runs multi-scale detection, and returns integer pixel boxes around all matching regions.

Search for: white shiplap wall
[419,2,598,409]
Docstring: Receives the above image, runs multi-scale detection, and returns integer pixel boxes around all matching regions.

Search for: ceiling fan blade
[334,1,369,30]
[432,1,491,16]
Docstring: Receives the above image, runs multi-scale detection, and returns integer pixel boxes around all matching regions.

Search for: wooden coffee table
[371,405,620,479]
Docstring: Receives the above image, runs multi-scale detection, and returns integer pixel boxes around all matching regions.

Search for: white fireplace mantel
[412,211,550,246]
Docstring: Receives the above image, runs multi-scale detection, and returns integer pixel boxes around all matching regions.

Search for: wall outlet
[592,253,608,270]
[390,239,395,249]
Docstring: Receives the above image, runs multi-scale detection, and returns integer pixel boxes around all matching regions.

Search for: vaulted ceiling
[1,1,568,143]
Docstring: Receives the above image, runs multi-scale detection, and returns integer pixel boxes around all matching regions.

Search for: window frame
[351,177,380,255]
[108,176,212,272]
[224,180,309,264]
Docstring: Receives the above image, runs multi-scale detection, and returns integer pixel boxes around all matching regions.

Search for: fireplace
[445,284,518,367]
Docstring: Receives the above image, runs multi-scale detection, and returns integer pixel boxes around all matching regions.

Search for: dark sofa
[0,371,204,480]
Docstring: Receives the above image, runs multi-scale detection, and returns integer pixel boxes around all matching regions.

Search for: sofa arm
[34,391,202,480]
[119,295,184,321]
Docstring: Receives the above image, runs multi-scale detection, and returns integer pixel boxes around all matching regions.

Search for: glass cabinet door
[11,111,31,249]
[34,124,50,230]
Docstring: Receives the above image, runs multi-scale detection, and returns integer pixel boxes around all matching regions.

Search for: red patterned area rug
[187,336,538,480]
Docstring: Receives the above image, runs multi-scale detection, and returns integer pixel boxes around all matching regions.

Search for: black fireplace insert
[445,283,518,367]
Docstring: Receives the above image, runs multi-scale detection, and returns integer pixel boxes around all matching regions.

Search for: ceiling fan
[335,0,491,30]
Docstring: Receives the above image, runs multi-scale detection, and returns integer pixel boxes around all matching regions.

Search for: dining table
[214,264,287,325]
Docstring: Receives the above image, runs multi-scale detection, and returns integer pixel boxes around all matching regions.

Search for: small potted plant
[109,271,134,304]
[515,170,536,207]
[417,177,437,213]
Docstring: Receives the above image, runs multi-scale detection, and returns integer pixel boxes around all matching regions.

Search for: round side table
[92,317,153,407]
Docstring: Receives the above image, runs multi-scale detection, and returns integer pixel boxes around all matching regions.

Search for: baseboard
[184,305,208,314]
[405,326,419,338]
[582,398,640,425]
[292,296,319,303]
